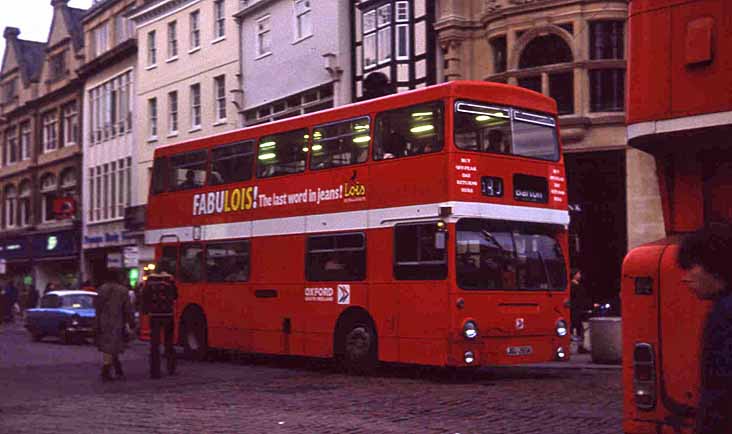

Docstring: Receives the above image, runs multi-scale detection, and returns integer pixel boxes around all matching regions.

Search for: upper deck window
[210,141,254,185]
[310,117,370,170]
[454,101,559,161]
[170,150,207,191]
[256,128,308,178]
[373,101,443,160]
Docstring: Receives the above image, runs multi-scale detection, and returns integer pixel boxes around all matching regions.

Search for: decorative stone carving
[484,0,502,13]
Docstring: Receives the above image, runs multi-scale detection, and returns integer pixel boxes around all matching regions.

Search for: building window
[20,121,30,160]
[102,164,109,220]
[256,15,271,57]
[147,30,157,66]
[167,21,178,58]
[190,10,201,49]
[148,98,158,138]
[40,173,57,223]
[490,36,507,73]
[589,21,625,112]
[89,71,132,144]
[214,0,226,39]
[590,69,625,112]
[214,75,226,121]
[4,127,18,165]
[88,167,94,222]
[95,166,101,221]
[243,83,334,126]
[363,3,394,69]
[168,91,178,133]
[114,11,134,44]
[590,21,624,60]
[50,51,66,81]
[92,22,109,57]
[18,180,30,227]
[190,83,201,128]
[42,111,58,152]
[63,102,79,145]
[2,78,17,103]
[516,34,575,115]
[294,0,312,40]
[4,185,17,228]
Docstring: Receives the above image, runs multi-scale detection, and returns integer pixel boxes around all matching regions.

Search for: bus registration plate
[506,345,533,356]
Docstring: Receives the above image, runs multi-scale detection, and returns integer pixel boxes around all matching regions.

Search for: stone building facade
[434,0,664,300]
[0,0,88,293]
[78,0,146,286]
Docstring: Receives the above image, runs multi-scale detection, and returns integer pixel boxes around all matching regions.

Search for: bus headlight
[556,346,567,360]
[463,320,478,340]
[556,319,568,337]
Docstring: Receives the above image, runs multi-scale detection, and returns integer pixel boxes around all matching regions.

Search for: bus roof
[153,80,557,158]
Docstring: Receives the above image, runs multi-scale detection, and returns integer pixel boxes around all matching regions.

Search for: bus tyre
[181,311,208,361]
[342,321,377,375]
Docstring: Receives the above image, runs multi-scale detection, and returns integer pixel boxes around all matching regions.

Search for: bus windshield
[456,218,567,291]
[454,101,559,161]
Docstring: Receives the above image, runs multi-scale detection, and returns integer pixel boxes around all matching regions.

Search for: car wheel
[342,321,377,375]
[181,311,208,361]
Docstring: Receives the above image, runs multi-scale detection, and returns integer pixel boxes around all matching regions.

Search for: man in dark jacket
[677,224,732,434]
[141,272,178,379]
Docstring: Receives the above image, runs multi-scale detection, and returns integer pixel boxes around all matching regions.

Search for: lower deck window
[394,222,447,280]
[307,233,365,281]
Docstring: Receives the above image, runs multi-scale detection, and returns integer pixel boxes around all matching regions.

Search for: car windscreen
[456,218,567,291]
[454,101,559,161]
[61,295,95,309]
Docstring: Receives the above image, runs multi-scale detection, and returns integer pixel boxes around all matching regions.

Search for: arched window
[18,180,31,227]
[4,185,17,228]
[518,34,573,68]
[517,33,575,115]
[40,173,57,222]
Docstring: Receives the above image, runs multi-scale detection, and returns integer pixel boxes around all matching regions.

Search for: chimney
[3,27,20,41]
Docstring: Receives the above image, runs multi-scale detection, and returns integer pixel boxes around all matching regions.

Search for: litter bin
[589,317,622,364]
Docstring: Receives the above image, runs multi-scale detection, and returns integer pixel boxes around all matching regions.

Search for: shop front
[0,237,33,289]
[32,230,81,294]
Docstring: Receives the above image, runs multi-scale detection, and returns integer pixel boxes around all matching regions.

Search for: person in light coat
[94,269,135,381]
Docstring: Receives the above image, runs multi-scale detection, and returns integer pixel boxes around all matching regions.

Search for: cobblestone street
[0,322,621,434]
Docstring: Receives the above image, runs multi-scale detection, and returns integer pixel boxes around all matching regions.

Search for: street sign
[123,246,139,267]
[107,253,123,269]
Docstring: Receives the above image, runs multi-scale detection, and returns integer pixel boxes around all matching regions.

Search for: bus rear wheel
[181,311,208,361]
[342,322,377,374]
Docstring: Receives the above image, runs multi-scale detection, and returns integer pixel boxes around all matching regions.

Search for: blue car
[25,290,97,344]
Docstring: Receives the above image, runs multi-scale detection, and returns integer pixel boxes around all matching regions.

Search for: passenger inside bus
[178,170,199,190]
[486,129,509,154]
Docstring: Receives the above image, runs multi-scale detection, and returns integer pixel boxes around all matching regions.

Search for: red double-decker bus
[144,80,571,371]
[623,0,732,432]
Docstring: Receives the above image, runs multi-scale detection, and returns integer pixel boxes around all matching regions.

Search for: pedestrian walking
[94,270,135,382]
[569,268,590,352]
[141,271,178,379]
[3,280,18,323]
[677,224,732,434]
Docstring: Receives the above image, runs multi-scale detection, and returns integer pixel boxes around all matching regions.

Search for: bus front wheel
[181,310,208,361]
[341,321,377,374]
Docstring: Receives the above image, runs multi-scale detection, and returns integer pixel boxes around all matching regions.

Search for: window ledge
[292,34,313,45]
[166,56,179,63]
[188,126,202,133]
[211,36,226,45]
[213,119,227,126]
[255,52,272,61]
[145,64,158,71]
[188,46,201,55]
[167,131,179,138]
[147,136,158,143]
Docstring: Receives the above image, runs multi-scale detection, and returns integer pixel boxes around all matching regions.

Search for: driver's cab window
[158,245,178,277]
